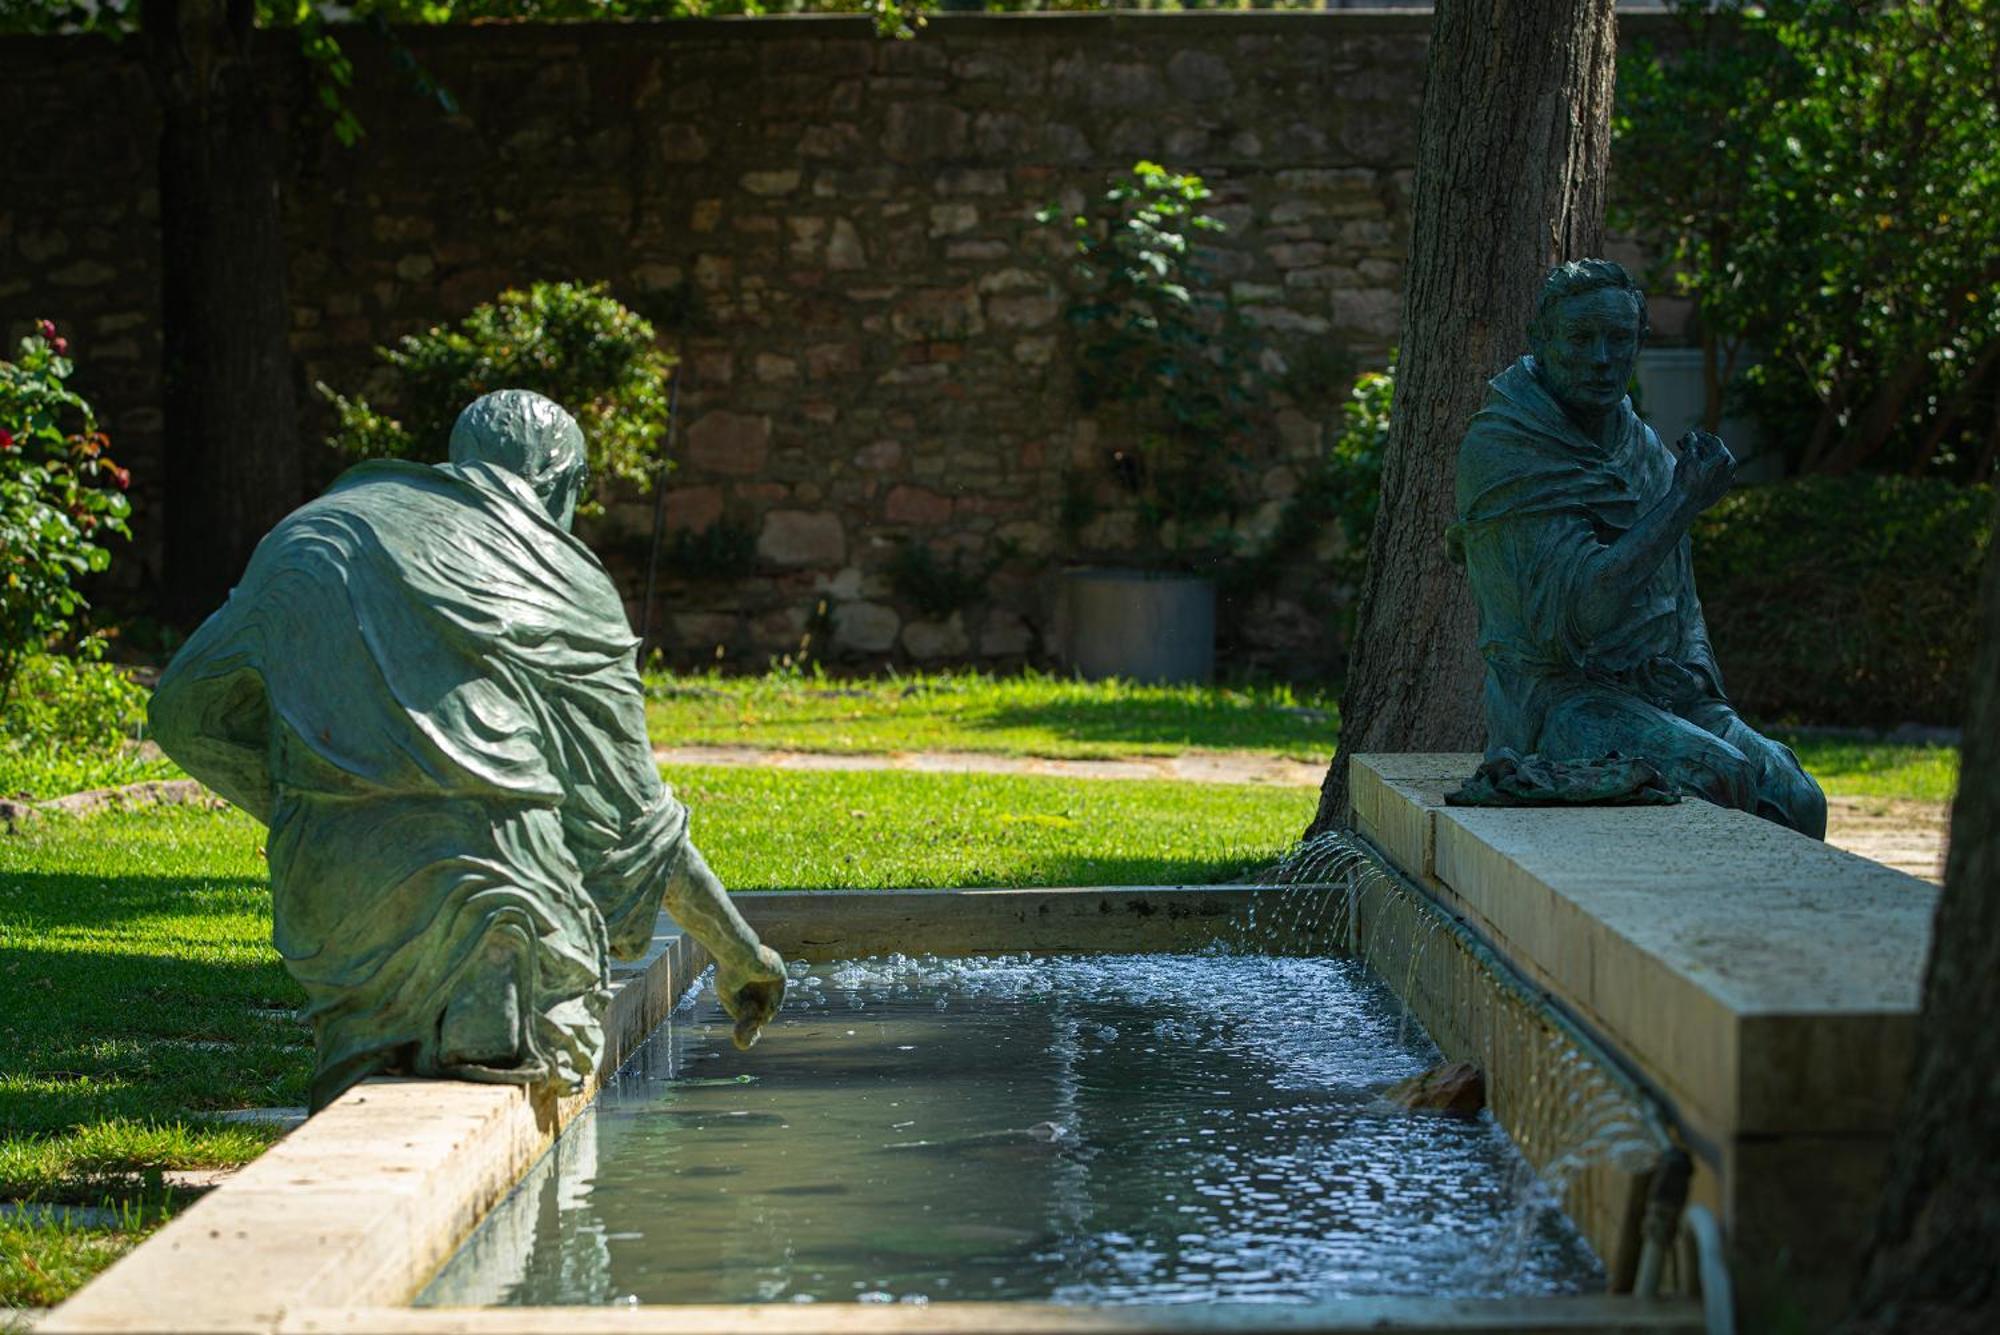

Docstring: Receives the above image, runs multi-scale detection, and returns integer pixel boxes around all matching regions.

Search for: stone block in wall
[890,287,984,342]
[881,102,969,164]
[1166,49,1237,103]
[672,612,738,652]
[979,610,1035,658]
[658,123,710,163]
[758,510,846,567]
[902,613,970,661]
[884,485,954,527]
[663,485,724,534]
[685,411,770,475]
[832,600,900,654]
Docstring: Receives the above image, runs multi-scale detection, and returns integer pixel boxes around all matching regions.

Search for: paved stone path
[656,745,1949,885]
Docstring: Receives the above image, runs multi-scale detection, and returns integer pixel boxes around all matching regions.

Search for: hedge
[1692,475,1993,728]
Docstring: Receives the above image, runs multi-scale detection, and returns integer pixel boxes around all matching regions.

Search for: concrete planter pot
[1056,566,1216,684]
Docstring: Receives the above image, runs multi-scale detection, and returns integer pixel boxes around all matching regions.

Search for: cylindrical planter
[1057,567,1216,684]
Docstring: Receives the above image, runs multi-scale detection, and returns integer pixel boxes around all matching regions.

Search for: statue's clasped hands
[717,944,787,1051]
[1672,429,1737,512]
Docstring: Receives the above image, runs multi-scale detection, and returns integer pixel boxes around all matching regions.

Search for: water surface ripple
[420,953,1601,1307]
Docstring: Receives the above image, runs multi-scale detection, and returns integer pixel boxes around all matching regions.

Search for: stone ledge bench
[1350,753,1937,1327]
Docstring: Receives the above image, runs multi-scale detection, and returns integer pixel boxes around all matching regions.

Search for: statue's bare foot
[439,936,524,1068]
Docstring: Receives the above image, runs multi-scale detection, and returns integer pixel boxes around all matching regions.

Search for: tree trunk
[143,0,301,619]
[1308,0,1618,835]
[1842,497,2000,1333]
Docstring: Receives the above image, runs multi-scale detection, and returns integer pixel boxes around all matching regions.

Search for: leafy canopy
[1613,0,2000,480]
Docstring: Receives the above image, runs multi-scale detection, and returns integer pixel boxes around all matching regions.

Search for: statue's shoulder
[322,458,466,499]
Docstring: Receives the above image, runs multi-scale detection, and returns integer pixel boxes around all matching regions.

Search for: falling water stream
[419,949,1604,1308]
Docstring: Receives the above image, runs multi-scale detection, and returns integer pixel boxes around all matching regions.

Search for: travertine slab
[1347,753,1471,887]
[1430,791,1932,1138]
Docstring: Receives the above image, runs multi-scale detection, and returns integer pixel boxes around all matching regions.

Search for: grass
[644,667,1339,761]
[670,764,1314,889]
[0,1213,161,1312]
[1780,734,1960,805]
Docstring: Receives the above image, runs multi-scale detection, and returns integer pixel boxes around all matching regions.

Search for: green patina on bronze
[1447,260,1827,838]
[151,391,783,1110]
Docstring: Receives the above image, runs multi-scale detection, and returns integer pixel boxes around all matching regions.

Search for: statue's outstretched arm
[664,842,786,1049]
[1576,430,1735,641]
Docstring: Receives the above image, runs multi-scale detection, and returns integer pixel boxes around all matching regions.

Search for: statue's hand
[1672,430,1737,512]
[716,944,787,1051]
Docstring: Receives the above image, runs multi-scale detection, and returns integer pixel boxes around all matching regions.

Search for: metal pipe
[1682,1204,1736,1335]
[1636,1148,1693,1297]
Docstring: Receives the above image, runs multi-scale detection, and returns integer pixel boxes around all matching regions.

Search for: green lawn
[1781,734,1960,804]
[644,668,1339,761]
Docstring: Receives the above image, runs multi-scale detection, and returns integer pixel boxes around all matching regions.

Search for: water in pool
[419,953,1603,1307]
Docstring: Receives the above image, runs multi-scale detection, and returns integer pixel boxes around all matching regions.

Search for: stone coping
[1350,753,1936,1144]
[0,6,1686,59]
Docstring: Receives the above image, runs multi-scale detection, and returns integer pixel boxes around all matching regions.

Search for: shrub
[1693,476,1993,727]
[0,639,149,754]
[1614,1,2000,478]
[0,320,132,708]
[1037,161,1270,564]
[319,281,675,505]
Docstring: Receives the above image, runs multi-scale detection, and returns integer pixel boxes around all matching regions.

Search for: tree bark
[143,0,301,618]
[1308,0,1618,835]
[1842,496,2000,1333]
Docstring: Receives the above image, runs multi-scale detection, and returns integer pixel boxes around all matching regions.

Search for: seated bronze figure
[1449,260,1826,838]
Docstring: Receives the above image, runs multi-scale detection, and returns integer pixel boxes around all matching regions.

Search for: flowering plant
[0,321,132,708]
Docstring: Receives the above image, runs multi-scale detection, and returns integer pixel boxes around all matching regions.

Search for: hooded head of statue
[449,390,590,531]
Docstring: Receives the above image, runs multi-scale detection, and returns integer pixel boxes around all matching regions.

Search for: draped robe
[1450,359,1826,838]
[151,459,689,1107]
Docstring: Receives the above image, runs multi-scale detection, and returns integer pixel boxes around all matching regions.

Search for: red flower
[51,337,68,356]
[36,319,55,340]
[0,429,14,452]
[111,466,131,491]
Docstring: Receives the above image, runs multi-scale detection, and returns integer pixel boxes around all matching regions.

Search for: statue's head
[1528,259,1649,423]
[449,390,589,530]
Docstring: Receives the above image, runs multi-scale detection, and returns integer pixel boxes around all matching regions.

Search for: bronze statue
[151,390,785,1109]
[1448,260,1826,838]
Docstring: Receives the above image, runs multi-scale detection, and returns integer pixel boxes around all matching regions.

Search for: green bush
[0,640,149,754]
[1037,161,1270,563]
[1614,1,1999,478]
[1693,476,1994,727]
[0,320,132,708]
[319,281,676,505]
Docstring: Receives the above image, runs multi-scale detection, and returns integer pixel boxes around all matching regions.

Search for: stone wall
[0,12,1672,674]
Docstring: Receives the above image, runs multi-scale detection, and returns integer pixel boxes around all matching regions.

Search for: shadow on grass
[1,936,308,1140]
[969,699,1332,755]
[0,867,271,931]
